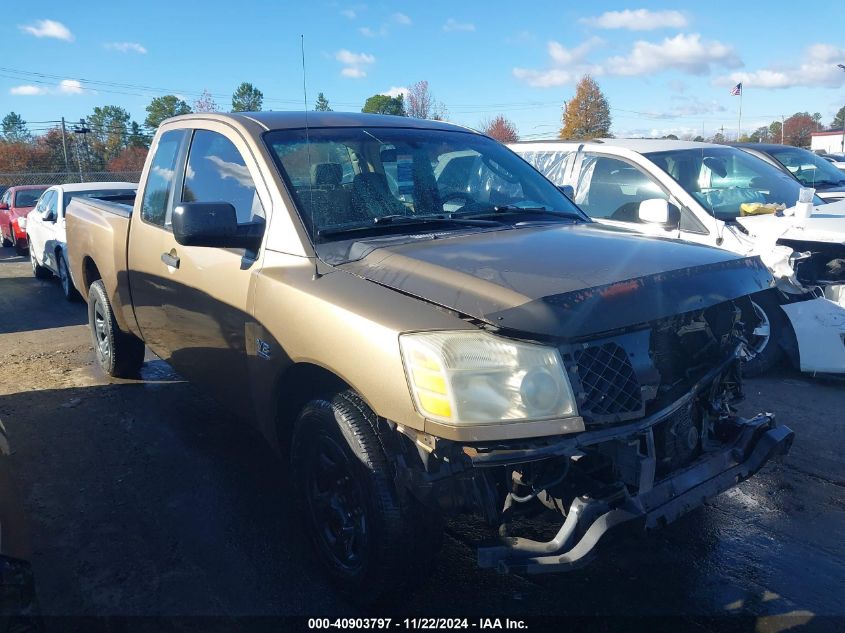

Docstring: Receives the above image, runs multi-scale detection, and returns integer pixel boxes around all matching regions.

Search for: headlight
[16,217,26,230]
[399,331,578,425]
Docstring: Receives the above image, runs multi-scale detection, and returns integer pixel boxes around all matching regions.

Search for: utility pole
[72,118,90,182]
[60,117,70,172]
[781,115,785,144]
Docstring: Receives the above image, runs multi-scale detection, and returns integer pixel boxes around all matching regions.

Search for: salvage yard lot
[0,244,843,628]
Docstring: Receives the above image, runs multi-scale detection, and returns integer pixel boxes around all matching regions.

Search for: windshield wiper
[317,215,500,238]
[455,205,584,221]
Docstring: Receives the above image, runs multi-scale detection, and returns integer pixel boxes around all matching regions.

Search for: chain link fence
[0,171,142,189]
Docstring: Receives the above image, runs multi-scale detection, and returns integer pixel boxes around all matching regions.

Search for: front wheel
[58,252,80,302]
[291,391,442,604]
[743,293,787,377]
[29,243,51,279]
[87,280,145,377]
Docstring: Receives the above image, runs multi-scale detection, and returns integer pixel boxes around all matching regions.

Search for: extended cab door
[128,123,269,412]
[572,152,712,246]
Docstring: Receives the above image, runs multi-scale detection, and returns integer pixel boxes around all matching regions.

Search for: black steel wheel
[87,280,145,377]
[291,391,443,604]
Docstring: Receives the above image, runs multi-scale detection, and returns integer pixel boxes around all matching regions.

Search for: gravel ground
[0,244,843,632]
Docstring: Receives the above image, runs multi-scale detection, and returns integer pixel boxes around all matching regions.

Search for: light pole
[839,64,845,152]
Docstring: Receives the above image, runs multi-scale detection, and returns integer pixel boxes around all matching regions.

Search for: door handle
[161,252,180,269]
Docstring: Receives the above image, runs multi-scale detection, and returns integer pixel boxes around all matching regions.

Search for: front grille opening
[575,342,643,420]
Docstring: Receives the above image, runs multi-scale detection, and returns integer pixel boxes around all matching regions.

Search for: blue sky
[2,0,844,139]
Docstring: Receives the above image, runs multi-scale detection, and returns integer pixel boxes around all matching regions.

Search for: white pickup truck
[511,139,845,376]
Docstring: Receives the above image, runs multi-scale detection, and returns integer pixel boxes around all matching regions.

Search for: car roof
[52,181,138,193]
[7,184,50,192]
[732,143,810,153]
[511,138,720,153]
[165,111,474,134]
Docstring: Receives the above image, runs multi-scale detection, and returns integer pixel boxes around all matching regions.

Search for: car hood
[339,223,773,339]
[737,198,845,246]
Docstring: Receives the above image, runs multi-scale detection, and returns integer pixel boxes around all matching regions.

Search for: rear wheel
[87,280,145,378]
[29,242,51,279]
[291,390,442,604]
[743,293,787,377]
[57,252,80,302]
[14,238,27,256]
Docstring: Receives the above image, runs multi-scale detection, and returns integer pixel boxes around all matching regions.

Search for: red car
[0,185,49,254]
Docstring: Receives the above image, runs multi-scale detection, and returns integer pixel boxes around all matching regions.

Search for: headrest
[312,163,343,187]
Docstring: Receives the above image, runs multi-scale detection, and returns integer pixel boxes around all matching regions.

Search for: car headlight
[16,217,26,230]
[399,330,578,425]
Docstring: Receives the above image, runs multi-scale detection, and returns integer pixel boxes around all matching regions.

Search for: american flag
[730,82,742,96]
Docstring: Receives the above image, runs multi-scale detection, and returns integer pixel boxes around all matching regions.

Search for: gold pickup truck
[65,112,793,602]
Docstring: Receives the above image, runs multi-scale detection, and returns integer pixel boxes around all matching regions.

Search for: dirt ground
[0,244,843,631]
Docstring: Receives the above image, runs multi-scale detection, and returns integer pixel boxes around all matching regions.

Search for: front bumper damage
[476,413,793,574]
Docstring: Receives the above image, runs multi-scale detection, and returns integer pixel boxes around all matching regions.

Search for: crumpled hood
[340,223,773,339]
[737,198,845,245]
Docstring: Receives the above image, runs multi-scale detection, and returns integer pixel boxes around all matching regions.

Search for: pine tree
[314,92,332,111]
[559,75,612,140]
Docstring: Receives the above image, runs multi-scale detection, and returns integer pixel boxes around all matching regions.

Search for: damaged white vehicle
[510,139,845,376]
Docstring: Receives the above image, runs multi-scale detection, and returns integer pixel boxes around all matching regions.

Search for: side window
[141,130,186,227]
[0,191,9,207]
[518,151,574,186]
[44,191,58,218]
[575,155,667,221]
[38,191,56,215]
[182,130,264,224]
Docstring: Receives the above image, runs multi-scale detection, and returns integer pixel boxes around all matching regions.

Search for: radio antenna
[301,34,321,279]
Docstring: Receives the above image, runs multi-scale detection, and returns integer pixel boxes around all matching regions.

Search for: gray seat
[351,172,407,219]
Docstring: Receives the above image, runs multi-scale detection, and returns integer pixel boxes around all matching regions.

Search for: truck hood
[339,223,773,339]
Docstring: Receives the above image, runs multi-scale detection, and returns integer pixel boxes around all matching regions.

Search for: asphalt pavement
[0,244,842,632]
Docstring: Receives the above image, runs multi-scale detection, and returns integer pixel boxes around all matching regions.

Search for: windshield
[13,188,47,208]
[644,147,822,222]
[764,146,845,188]
[264,127,584,241]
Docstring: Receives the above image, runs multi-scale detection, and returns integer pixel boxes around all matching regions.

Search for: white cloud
[513,38,604,87]
[581,9,688,31]
[18,19,74,41]
[9,85,48,96]
[58,79,84,94]
[336,49,374,78]
[605,33,741,76]
[341,9,357,19]
[721,43,845,89]
[443,18,475,32]
[359,25,388,37]
[104,41,147,54]
[382,86,410,99]
[9,79,85,96]
[393,12,411,25]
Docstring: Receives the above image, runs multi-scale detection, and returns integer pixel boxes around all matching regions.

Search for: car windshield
[644,147,823,222]
[764,146,845,188]
[14,188,47,208]
[264,127,584,242]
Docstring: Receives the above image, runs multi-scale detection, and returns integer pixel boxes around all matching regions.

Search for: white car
[26,182,137,300]
[510,139,845,376]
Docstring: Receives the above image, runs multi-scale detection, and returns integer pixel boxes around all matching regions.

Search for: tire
[291,390,442,604]
[14,238,28,256]
[743,293,787,377]
[57,252,80,302]
[87,280,145,378]
[29,243,51,279]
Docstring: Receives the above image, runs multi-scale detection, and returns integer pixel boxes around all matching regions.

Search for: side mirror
[638,198,681,228]
[557,185,575,199]
[172,202,264,249]
[42,210,56,223]
[0,202,8,211]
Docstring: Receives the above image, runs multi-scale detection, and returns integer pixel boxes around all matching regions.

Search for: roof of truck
[167,111,473,133]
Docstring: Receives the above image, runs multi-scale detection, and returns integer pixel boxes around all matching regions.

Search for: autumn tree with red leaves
[480,115,519,143]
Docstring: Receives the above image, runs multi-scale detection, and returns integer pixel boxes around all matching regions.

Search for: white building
[811,130,845,154]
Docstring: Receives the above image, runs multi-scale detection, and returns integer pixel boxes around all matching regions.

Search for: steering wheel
[441,191,475,210]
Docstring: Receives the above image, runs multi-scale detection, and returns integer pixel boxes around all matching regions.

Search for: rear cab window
[141,130,189,227]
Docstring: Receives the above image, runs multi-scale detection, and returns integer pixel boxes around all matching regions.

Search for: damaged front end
[393,292,794,574]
